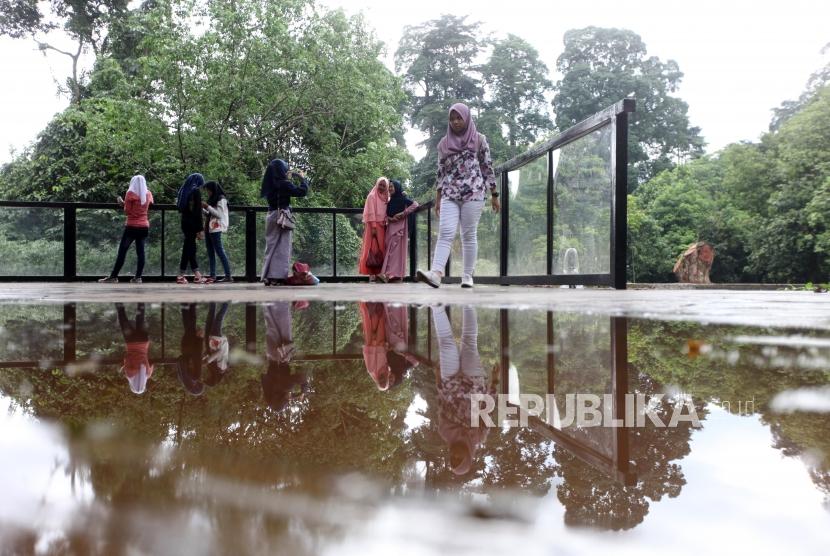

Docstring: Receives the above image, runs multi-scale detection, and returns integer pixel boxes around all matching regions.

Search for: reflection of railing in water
[1,302,635,485]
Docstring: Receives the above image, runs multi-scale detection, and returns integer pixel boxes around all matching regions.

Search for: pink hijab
[363,177,389,223]
[437,103,480,160]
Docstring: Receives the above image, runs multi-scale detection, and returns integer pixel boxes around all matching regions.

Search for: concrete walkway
[1,282,829,331]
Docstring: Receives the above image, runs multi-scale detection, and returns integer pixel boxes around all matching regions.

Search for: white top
[204,198,229,233]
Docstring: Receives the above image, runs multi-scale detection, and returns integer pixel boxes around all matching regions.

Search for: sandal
[203,277,216,284]
[176,275,188,285]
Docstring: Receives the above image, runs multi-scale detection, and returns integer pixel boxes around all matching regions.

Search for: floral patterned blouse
[436,134,498,202]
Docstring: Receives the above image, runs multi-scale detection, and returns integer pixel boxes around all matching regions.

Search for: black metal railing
[0,99,632,287]
[0,200,433,282]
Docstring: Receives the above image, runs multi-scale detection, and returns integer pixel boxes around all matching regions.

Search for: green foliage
[553,27,704,192]
[0,0,410,209]
[480,34,553,159]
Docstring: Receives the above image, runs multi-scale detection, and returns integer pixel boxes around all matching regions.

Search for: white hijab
[128,175,149,205]
[125,364,150,395]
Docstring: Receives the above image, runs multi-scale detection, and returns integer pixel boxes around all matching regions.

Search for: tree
[0,0,411,208]
[0,0,130,103]
[770,42,830,131]
[552,27,704,192]
[395,15,485,197]
[395,15,485,145]
[749,86,830,283]
[481,34,553,160]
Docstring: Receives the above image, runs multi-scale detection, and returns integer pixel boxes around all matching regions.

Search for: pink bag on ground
[285,262,319,286]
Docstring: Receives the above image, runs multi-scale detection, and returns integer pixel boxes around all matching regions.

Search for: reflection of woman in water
[117,302,154,394]
[360,301,419,391]
[360,302,390,389]
[385,303,419,385]
[433,305,494,475]
[203,302,230,386]
[177,303,204,395]
[262,302,308,412]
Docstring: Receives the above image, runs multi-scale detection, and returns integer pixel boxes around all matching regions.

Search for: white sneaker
[461,274,474,288]
[416,269,441,288]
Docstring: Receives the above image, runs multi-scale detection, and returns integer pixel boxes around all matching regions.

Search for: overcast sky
[1,0,828,164]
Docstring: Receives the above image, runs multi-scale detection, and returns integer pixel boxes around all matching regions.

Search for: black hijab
[260,159,290,198]
[204,180,226,207]
[386,179,413,217]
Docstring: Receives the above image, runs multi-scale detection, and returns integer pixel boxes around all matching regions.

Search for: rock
[673,242,715,284]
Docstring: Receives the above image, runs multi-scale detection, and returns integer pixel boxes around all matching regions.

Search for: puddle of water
[0,301,829,554]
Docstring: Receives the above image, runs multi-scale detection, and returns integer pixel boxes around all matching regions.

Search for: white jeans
[433,306,484,379]
[431,199,485,276]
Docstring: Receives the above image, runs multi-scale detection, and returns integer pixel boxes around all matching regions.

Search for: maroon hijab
[437,102,480,160]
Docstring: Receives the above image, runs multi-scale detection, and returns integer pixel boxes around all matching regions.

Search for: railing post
[500,308,510,394]
[63,303,76,363]
[160,209,166,277]
[613,104,631,290]
[63,206,76,281]
[500,172,509,281]
[246,303,257,352]
[332,212,338,278]
[409,212,417,279]
[547,151,554,275]
[246,209,257,282]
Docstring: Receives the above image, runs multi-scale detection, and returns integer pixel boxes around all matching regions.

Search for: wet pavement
[0,299,829,555]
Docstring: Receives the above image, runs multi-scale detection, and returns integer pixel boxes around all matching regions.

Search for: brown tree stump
[673,242,715,284]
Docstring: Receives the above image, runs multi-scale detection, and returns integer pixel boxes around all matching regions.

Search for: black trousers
[179,228,200,273]
[110,226,149,278]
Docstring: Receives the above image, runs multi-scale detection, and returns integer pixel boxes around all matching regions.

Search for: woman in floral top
[417,103,500,288]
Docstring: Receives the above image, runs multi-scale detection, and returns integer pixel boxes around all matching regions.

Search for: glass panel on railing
[546,312,614,459]
[552,124,613,275]
[0,207,63,276]
[0,304,63,361]
[506,154,548,276]
[222,210,246,278]
[477,198,502,277]
[340,213,365,276]
[76,209,162,277]
[416,209,430,273]
[293,213,333,277]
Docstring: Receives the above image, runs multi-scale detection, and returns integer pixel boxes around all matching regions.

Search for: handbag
[366,237,383,267]
[276,208,296,230]
[285,261,319,286]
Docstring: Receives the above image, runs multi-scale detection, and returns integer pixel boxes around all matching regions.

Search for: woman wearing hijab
[384,303,419,388]
[176,173,205,284]
[99,175,154,284]
[359,301,391,390]
[358,177,390,282]
[260,159,309,286]
[433,305,493,475]
[203,301,230,386]
[201,180,232,283]
[177,303,204,395]
[380,180,419,282]
[261,301,307,412]
[116,302,154,394]
[417,103,500,289]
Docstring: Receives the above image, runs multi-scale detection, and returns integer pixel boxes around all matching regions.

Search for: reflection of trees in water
[3,305,830,542]
[631,319,830,514]
[554,371,705,530]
